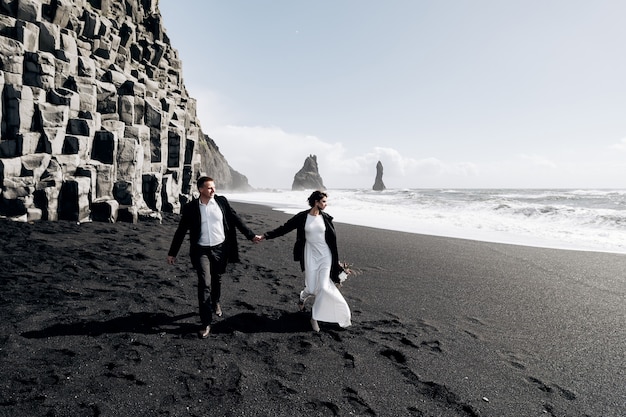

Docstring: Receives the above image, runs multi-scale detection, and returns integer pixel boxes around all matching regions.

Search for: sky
[158,1,626,190]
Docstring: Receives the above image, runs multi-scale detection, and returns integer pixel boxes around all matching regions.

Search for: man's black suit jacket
[168,195,255,273]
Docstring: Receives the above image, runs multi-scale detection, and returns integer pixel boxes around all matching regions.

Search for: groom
[167,176,261,338]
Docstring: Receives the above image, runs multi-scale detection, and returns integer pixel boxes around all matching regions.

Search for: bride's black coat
[264,210,343,283]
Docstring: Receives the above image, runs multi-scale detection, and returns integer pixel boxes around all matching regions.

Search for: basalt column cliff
[0,0,249,223]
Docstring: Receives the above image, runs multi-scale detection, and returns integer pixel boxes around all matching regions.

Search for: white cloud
[205,123,481,189]
[191,88,236,128]
[206,124,336,188]
[610,138,626,152]
[519,154,558,169]
[196,90,626,189]
[348,148,479,186]
[195,119,626,189]
[192,88,484,189]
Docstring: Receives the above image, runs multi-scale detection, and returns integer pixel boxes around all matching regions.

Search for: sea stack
[292,154,325,191]
[372,160,386,191]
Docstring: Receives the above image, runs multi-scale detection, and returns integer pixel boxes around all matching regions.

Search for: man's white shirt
[198,198,225,246]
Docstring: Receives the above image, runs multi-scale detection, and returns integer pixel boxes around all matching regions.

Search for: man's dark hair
[196,176,214,189]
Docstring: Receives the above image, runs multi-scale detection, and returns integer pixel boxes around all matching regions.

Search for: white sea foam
[223,188,626,254]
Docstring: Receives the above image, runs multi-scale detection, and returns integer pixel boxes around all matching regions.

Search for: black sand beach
[1,202,624,416]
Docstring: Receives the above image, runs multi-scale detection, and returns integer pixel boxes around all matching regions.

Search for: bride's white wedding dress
[300,214,351,328]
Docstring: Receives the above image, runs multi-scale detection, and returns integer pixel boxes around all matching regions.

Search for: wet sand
[1,201,624,416]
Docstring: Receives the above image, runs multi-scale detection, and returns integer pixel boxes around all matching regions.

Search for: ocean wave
[225,188,626,254]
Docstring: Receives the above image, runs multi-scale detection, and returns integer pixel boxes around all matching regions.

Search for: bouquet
[337,261,362,285]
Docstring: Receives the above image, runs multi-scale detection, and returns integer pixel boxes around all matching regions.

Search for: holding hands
[253,234,265,243]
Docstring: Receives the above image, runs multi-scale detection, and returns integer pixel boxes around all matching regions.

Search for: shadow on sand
[21,311,315,338]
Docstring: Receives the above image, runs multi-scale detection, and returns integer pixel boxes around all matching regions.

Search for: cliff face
[0,0,248,223]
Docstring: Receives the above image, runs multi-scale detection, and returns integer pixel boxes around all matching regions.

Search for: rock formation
[292,154,325,191]
[0,0,249,223]
[372,160,385,191]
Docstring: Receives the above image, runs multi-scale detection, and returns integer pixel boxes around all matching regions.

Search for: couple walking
[167,176,352,338]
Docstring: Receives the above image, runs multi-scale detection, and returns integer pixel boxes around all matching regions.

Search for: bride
[258,190,351,331]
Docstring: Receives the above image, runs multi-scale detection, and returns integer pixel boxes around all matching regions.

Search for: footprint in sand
[343,352,355,368]
[292,362,306,375]
[380,348,407,364]
[466,316,487,326]
[463,330,481,340]
[234,300,255,311]
[305,400,340,415]
[498,350,527,370]
[413,318,439,333]
[343,387,376,416]
[377,342,480,416]
[462,317,487,340]
[420,339,442,353]
[292,338,313,355]
[104,367,146,386]
[527,376,577,401]
[400,336,420,349]
[265,379,297,398]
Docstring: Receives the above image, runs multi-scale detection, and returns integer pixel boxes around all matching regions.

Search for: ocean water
[223,189,626,255]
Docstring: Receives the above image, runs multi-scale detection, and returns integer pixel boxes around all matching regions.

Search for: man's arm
[219,197,256,240]
[167,204,191,259]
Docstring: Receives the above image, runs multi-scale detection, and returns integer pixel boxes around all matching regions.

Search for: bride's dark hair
[307,190,328,207]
